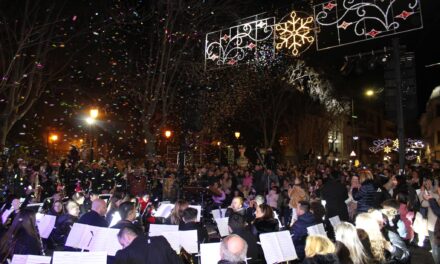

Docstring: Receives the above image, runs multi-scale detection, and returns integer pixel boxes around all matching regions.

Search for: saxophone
[179,247,195,264]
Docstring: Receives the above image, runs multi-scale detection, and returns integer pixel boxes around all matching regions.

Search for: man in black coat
[321,174,349,221]
[77,199,108,227]
[228,213,263,264]
[114,224,182,264]
[179,207,209,244]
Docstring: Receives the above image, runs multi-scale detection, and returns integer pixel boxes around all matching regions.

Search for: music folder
[307,223,327,236]
[260,230,297,264]
[161,230,199,254]
[214,217,230,237]
[11,255,51,264]
[65,223,122,256]
[35,213,56,239]
[52,251,106,264]
[211,208,227,219]
[200,243,221,264]
[153,204,174,218]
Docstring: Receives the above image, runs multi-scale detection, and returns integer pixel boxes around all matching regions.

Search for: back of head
[335,222,368,264]
[118,201,135,220]
[117,224,141,238]
[66,200,79,216]
[92,199,107,216]
[255,195,265,206]
[298,200,310,214]
[220,234,248,263]
[305,235,335,258]
[358,170,373,183]
[228,213,246,232]
[258,204,274,220]
[182,207,198,223]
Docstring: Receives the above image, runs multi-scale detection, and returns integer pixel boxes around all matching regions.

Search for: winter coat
[321,179,349,221]
[49,213,78,247]
[303,254,340,264]
[78,210,109,227]
[352,180,376,213]
[251,218,279,237]
[290,212,317,260]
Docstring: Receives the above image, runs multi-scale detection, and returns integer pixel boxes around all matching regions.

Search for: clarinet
[35,225,46,256]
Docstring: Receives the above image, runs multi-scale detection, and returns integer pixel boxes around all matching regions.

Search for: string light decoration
[275,11,314,56]
[205,16,276,70]
[313,0,423,50]
[369,138,425,160]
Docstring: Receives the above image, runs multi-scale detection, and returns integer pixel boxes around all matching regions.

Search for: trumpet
[179,247,194,264]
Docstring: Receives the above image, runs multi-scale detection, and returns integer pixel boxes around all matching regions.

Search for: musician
[228,213,263,263]
[179,208,209,244]
[78,199,108,227]
[50,200,80,249]
[218,234,248,264]
[111,201,143,234]
[114,224,182,264]
[165,200,189,225]
[0,209,43,262]
[251,204,279,237]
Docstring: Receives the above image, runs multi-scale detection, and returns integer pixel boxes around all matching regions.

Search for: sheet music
[149,224,179,237]
[260,232,283,264]
[11,255,51,264]
[52,251,106,264]
[1,208,13,224]
[65,223,121,256]
[307,223,327,236]
[211,209,227,219]
[200,243,221,264]
[180,230,199,254]
[277,231,297,261]
[329,216,341,228]
[214,217,230,237]
[189,205,202,222]
[35,213,56,239]
[161,231,181,252]
[260,231,297,264]
[273,211,283,228]
[89,227,121,256]
[154,204,174,218]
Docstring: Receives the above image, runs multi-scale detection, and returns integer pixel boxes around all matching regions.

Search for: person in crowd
[106,192,123,225]
[355,212,409,264]
[0,195,21,229]
[114,224,182,264]
[83,191,99,213]
[335,241,352,264]
[288,177,308,223]
[352,170,376,214]
[228,213,262,263]
[72,192,86,216]
[419,178,439,263]
[48,200,64,216]
[290,201,316,261]
[165,200,189,225]
[0,209,43,262]
[242,171,253,190]
[49,200,80,250]
[111,201,143,232]
[251,204,279,237]
[78,199,108,227]
[218,234,248,264]
[303,235,340,264]
[423,189,440,264]
[266,186,279,210]
[321,172,349,221]
[179,207,209,244]
[335,222,370,264]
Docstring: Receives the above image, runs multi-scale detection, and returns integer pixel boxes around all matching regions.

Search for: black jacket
[78,210,108,227]
[232,227,264,264]
[303,254,340,264]
[1,231,42,261]
[114,235,182,264]
[321,179,349,221]
[251,218,279,237]
[290,212,317,260]
[50,213,78,247]
[352,180,376,213]
[179,221,210,244]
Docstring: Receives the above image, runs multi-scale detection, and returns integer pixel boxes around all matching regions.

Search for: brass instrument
[179,247,194,264]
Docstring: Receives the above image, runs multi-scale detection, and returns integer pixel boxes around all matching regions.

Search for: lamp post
[48,133,59,159]
[86,108,98,162]
[164,130,172,160]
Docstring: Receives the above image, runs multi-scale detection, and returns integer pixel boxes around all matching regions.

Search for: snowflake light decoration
[275,11,315,56]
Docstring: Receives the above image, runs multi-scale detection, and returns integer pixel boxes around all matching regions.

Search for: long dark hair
[0,209,41,261]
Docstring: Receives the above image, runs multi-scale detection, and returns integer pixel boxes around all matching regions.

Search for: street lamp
[164,130,172,139]
[90,108,99,119]
[49,134,58,142]
[86,108,99,162]
[234,132,240,140]
[364,88,384,97]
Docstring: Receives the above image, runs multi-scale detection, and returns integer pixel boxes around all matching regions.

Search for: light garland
[369,138,425,160]
[275,11,314,56]
[313,0,423,50]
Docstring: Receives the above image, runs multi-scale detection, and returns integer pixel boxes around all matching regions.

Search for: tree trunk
[0,126,7,153]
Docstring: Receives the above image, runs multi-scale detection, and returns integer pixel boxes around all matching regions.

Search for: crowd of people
[0,152,439,264]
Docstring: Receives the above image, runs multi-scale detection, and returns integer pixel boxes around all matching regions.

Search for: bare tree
[0,1,71,151]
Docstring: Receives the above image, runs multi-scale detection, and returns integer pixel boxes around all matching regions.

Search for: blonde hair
[335,222,370,264]
[305,235,335,258]
[358,170,374,183]
[355,213,387,263]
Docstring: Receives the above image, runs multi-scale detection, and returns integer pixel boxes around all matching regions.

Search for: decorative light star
[393,139,399,149]
[275,11,314,56]
[384,146,392,154]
